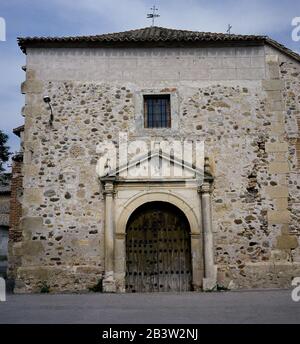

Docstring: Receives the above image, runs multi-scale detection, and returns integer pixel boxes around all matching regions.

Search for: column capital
[103,180,115,195]
[198,181,212,194]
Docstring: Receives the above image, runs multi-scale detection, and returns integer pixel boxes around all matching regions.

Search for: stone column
[200,181,217,290]
[102,180,116,292]
[190,233,203,292]
[114,233,126,293]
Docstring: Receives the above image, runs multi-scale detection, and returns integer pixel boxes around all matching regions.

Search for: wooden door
[125,202,192,292]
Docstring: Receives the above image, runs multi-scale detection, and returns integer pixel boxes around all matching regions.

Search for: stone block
[267,100,284,111]
[276,234,298,250]
[262,80,284,91]
[22,104,44,117]
[21,80,43,94]
[18,266,49,281]
[12,242,23,256]
[20,217,44,240]
[273,111,285,123]
[268,65,280,79]
[26,69,36,81]
[270,249,289,261]
[266,91,282,100]
[269,162,290,174]
[270,123,285,135]
[265,185,289,199]
[19,241,44,256]
[266,54,279,64]
[20,216,44,231]
[23,164,39,176]
[268,210,290,224]
[274,198,288,210]
[265,142,288,152]
[23,188,43,205]
[273,152,286,161]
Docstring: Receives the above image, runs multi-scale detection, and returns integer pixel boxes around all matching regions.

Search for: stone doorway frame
[101,178,217,293]
[116,191,202,292]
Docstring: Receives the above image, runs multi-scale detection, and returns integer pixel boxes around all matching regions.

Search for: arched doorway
[125,201,192,292]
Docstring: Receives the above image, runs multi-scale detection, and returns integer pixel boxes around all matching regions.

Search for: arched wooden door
[125,201,192,292]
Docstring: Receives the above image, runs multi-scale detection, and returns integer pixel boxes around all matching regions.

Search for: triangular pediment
[99,150,210,183]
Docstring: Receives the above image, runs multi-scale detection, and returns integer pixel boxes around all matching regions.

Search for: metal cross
[226,24,232,35]
[147,5,160,27]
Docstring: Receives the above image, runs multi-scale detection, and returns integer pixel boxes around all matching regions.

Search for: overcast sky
[0,0,300,169]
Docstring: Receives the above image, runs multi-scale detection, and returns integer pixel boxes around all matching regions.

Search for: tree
[0,129,10,173]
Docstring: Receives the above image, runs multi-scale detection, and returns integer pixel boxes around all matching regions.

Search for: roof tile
[17,26,300,62]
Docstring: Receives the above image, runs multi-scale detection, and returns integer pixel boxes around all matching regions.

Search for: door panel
[126,202,192,292]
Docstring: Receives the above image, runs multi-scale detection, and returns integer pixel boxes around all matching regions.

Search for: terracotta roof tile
[18,26,300,62]
[13,125,24,137]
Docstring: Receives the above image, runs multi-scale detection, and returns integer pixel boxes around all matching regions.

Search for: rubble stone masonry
[11,44,300,292]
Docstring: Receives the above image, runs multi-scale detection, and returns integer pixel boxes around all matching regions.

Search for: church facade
[9,27,300,293]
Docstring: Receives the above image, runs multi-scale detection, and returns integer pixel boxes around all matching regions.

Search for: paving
[0,289,300,324]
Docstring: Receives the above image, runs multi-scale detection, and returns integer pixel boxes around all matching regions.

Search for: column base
[102,271,117,293]
[202,278,217,291]
[202,265,218,291]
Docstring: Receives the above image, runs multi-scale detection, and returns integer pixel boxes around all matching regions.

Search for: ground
[0,289,300,324]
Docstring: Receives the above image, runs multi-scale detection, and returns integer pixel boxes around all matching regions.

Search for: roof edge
[265,37,300,62]
[17,26,300,63]
[13,125,24,137]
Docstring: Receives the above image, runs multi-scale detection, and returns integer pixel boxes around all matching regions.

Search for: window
[144,95,171,128]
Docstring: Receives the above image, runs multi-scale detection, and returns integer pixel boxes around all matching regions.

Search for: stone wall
[276,48,300,263]
[12,44,300,292]
[7,156,24,284]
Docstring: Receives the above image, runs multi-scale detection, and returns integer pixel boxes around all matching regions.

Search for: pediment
[99,150,211,183]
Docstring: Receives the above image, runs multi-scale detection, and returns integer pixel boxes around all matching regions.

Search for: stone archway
[125,201,193,292]
[101,177,217,293]
[113,191,204,292]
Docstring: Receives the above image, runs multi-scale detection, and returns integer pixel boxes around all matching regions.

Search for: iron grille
[144,95,171,128]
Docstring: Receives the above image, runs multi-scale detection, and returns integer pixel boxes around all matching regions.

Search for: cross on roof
[147,5,160,27]
[226,24,232,35]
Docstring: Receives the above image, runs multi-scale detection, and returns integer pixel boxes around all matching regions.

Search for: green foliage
[0,130,10,172]
[205,284,229,292]
[0,172,11,186]
[216,284,229,291]
[40,281,50,293]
